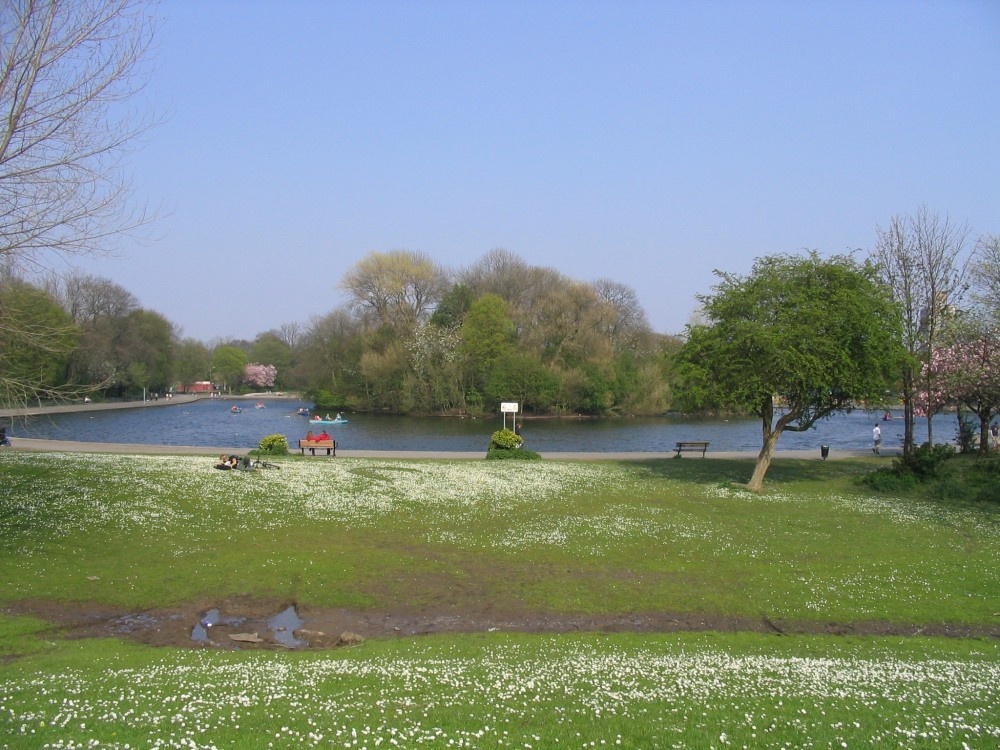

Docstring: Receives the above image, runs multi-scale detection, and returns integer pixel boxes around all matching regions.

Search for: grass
[1,450,999,748]
[2,626,997,749]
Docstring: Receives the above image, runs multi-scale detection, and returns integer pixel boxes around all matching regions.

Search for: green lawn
[1,451,998,748]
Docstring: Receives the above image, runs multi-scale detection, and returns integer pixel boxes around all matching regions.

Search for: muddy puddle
[191,605,310,648]
[268,604,306,647]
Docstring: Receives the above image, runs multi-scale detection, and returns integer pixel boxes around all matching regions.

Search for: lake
[8,399,945,453]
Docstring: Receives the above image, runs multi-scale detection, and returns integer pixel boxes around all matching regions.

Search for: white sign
[500,402,519,413]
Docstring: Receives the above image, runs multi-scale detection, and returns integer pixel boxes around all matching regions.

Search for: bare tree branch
[0,0,159,272]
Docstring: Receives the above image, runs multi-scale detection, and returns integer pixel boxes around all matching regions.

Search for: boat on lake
[309,416,348,425]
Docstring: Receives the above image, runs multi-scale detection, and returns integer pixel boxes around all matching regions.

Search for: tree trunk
[747,429,782,492]
[901,370,915,455]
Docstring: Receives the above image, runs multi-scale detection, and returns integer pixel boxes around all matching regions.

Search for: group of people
[215,454,241,470]
[305,429,331,441]
[310,413,343,421]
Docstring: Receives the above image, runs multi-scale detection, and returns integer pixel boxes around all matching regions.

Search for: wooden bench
[299,438,336,456]
[675,441,709,457]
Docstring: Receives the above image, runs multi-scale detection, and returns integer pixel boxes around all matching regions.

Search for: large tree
[870,207,972,450]
[675,252,904,491]
[0,0,158,404]
[917,327,1000,454]
[340,250,448,331]
[211,345,246,393]
[0,276,78,403]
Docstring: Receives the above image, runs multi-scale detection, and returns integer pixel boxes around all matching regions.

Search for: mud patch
[5,599,999,651]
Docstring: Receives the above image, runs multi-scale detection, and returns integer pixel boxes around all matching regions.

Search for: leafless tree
[60,271,139,324]
[593,277,651,351]
[0,0,159,271]
[275,321,302,349]
[871,206,972,449]
[970,233,1000,321]
[0,0,158,407]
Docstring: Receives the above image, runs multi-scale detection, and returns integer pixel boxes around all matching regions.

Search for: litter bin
[821,445,830,460]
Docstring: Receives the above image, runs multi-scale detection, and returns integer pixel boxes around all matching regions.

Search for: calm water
[9,399,946,453]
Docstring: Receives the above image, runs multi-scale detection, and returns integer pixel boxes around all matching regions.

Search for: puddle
[190,605,306,647]
[268,605,305,648]
[190,608,247,643]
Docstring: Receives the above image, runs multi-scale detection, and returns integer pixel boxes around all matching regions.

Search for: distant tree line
[0,249,682,416]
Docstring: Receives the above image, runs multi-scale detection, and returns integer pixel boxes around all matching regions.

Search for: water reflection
[268,605,305,648]
[12,399,944,453]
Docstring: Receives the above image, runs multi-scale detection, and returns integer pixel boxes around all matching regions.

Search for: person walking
[872,423,882,455]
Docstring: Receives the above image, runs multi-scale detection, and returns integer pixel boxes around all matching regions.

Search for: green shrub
[895,442,955,480]
[857,467,918,493]
[486,446,542,460]
[485,428,538,459]
[257,434,289,455]
[858,442,956,493]
[490,428,523,450]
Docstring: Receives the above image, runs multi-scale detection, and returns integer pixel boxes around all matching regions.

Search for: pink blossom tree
[916,333,1000,453]
[243,363,277,389]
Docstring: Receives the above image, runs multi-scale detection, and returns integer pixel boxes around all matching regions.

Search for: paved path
[1,398,892,461]
[2,436,887,461]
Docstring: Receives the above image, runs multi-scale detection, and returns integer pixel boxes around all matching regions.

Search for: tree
[243,362,277,389]
[0,0,158,403]
[173,338,210,390]
[340,250,449,331]
[117,308,174,395]
[593,278,651,351]
[871,207,972,451]
[675,252,904,491]
[405,322,464,412]
[61,272,140,325]
[0,277,78,403]
[971,233,1000,320]
[917,330,1000,453]
[249,332,293,387]
[211,345,246,393]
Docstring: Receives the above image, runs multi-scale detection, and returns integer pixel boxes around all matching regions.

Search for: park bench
[674,440,709,458]
[298,438,336,456]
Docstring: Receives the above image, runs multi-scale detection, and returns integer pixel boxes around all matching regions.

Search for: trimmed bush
[258,434,289,455]
[490,428,523,450]
[485,428,539,460]
[486,446,542,461]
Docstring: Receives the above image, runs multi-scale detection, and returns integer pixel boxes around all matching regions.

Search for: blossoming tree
[916,333,1000,453]
[243,363,277,389]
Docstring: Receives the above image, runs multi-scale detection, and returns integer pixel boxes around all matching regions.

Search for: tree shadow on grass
[628,457,873,486]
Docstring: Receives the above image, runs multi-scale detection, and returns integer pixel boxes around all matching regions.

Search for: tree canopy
[675,252,905,490]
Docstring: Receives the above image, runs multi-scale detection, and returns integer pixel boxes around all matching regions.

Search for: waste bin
[821,445,830,460]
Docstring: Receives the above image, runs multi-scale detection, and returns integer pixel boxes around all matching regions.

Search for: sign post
[500,402,519,432]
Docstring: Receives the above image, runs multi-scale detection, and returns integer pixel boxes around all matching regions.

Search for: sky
[66,0,1000,342]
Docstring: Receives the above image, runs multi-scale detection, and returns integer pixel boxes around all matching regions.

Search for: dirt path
[6,598,996,651]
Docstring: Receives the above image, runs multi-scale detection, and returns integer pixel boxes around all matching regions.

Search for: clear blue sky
[71,0,1000,342]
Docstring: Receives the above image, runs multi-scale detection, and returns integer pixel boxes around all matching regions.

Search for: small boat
[296,408,310,416]
[230,405,242,414]
[255,401,266,409]
[309,417,348,425]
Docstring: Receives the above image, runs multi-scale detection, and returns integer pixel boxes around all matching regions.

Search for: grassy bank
[1,451,998,747]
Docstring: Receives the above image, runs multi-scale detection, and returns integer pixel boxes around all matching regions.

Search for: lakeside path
[0,397,893,461]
